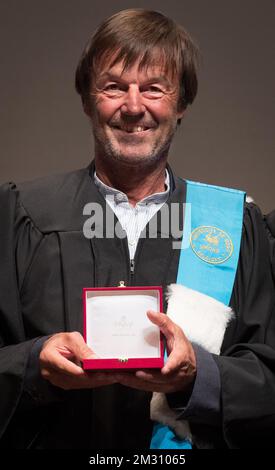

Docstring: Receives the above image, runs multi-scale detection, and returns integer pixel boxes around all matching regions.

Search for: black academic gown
[0,165,275,449]
[265,210,275,283]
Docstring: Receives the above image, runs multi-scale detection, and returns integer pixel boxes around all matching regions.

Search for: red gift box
[82,285,164,370]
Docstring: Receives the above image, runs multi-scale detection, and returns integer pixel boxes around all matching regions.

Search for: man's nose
[121,85,145,116]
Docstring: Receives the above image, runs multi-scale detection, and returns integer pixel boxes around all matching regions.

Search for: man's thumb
[79,343,98,360]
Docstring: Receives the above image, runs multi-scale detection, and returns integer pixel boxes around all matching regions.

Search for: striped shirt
[94,170,170,260]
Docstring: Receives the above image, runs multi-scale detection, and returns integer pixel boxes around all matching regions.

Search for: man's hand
[39,331,118,390]
[116,310,197,393]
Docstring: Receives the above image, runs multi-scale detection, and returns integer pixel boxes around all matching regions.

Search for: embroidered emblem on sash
[190,226,233,264]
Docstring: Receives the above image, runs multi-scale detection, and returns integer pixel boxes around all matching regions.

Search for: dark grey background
[1,0,274,212]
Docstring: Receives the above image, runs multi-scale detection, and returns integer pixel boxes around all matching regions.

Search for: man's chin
[102,141,154,162]
[107,151,161,167]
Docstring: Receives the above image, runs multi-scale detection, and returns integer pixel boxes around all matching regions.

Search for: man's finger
[162,348,187,374]
[146,310,175,339]
[135,369,170,383]
[61,332,97,361]
[40,348,85,376]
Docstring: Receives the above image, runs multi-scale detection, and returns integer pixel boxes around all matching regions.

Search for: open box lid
[83,286,164,370]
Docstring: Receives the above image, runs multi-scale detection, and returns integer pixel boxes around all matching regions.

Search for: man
[0,9,275,449]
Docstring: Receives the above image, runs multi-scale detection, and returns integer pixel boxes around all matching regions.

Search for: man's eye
[103,84,124,94]
[148,86,162,92]
[105,84,119,90]
[143,86,164,98]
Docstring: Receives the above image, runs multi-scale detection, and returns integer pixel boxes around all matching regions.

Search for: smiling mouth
[111,125,153,134]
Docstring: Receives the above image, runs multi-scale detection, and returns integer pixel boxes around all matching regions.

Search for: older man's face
[87,58,184,166]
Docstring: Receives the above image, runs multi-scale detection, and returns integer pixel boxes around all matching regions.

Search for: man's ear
[83,99,91,118]
[177,107,186,126]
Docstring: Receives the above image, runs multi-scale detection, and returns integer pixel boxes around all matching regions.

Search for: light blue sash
[150,180,245,449]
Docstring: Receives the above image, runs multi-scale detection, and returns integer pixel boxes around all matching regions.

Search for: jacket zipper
[129,238,145,284]
[130,259,135,276]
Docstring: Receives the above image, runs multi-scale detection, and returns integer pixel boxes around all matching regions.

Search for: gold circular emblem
[190,226,233,264]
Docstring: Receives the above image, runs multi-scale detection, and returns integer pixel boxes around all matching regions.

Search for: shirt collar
[94,169,170,205]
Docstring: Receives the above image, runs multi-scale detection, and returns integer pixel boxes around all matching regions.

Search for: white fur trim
[166,284,234,355]
[150,392,192,442]
[150,284,234,444]
[246,195,254,203]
